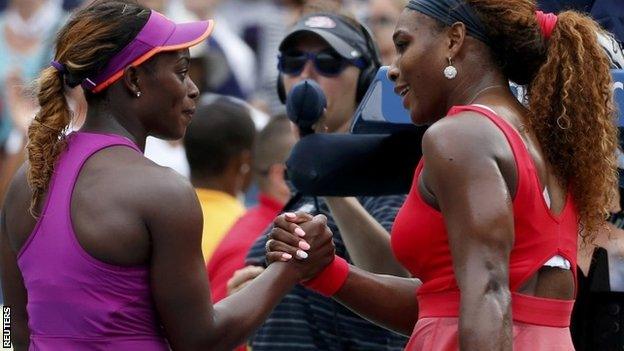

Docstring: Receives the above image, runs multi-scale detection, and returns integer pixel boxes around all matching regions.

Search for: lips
[394,84,410,97]
[394,84,411,110]
[182,108,195,120]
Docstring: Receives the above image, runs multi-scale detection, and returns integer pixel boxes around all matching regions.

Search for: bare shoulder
[3,162,33,220]
[422,111,507,164]
[4,162,31,207]
[88,146,200,216]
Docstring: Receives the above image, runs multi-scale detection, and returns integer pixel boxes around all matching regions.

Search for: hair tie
[50,60,67,74]
[536,10,558,40]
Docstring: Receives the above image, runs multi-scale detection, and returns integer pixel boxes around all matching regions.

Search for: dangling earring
[443,57,457,80]
[136,91,141,98]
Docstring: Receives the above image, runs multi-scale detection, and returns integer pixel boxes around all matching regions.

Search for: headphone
[277,18,382,105]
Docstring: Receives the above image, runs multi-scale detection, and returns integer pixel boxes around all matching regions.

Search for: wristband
[302,256,349,297]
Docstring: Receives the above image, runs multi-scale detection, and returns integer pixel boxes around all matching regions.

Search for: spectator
[269,0,619,349]
[236,2,409,350]
[365,0,407,65]
[1,3,335,349]
[207,114,296,303]
[0,0,65,218]
[218,0,295,115]
[169,0,258,100]
[184,94,256,261]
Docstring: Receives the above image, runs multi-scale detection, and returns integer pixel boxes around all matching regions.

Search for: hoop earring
[444,57,457,80]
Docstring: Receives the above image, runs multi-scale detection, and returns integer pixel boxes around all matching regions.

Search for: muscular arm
[0,168,30,351]
[421,115,514,350]
[269,214,420,336]
[333,266,420,335]
[325,197,409,276]
[147,172,336,350]
[145,172,304,351]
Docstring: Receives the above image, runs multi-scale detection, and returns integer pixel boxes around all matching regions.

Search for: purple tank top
[17,132,169,351]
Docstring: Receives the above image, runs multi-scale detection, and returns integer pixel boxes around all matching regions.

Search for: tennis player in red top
[265,0,619,350]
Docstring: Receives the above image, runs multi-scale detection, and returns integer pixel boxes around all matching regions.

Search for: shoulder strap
[17,132,141,259]
[447,104,536,201]
[42,132,141,222]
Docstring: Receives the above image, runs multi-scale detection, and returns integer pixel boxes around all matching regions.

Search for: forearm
[209,262,299,350]
[325,197,409,276]
[458,289,512,350]
[333,265,420,336]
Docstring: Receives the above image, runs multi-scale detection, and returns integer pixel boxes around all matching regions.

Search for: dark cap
[279,13,371,63]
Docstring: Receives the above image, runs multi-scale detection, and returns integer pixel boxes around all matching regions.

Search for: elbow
[484,276,511,319]
[11,324,30,351]
[459,264,512,319]
[480,262,512,316]
[11,337,29,351]
[484,264,511,304]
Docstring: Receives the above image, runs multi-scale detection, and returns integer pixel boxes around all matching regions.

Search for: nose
[387,61,399,83]
[298,60,317,80]
[187,77,199,100]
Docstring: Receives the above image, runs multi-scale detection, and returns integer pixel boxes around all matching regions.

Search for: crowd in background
[0,0,408,204]
[0,0,407,318]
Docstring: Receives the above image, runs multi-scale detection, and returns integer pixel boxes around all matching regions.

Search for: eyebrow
[177,56,190,65]
[392,29,408,42]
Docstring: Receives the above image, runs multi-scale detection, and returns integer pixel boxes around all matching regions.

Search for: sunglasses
[278,50,365,77]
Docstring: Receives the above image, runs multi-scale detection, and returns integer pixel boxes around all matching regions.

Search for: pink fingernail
[285,212,296,219]
[299,241,311,250]
[294,227,306,237]
[282,253,293,260]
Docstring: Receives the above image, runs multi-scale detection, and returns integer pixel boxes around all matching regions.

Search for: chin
[409,110,428,126]
[152,127,186,141]
[409,105,442,126]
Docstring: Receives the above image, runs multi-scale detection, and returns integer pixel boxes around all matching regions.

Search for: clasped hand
[265,212,335,281]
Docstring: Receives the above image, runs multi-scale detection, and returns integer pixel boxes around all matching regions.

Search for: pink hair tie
[536,10,558,40]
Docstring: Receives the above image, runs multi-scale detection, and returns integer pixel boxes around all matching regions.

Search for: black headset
[277,17,382,105]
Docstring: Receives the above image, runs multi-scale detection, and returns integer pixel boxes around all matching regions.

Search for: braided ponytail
[26,67,72,216]
[25,0,150,217]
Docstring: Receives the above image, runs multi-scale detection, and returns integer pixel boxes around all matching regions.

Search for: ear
[237,149,253,192]
[447,22,467,59]
[121,65,141,97]
[239,150,252,174]
[267,163,287,183]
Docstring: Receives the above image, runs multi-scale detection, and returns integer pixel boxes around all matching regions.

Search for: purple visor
[82,11,214,93]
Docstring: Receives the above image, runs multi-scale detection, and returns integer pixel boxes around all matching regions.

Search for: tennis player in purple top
[0,1,333,350]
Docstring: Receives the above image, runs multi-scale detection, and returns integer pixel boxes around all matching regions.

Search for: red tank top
[391,105,578,327]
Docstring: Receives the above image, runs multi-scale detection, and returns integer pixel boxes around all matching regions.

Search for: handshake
[227,212,350,297]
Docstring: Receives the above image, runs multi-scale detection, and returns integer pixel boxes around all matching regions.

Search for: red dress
[391,105,577,350]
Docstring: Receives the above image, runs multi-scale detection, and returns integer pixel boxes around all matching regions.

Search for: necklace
[466,84,506,105]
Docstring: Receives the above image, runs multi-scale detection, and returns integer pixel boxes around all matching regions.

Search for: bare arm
[422,115,514,350]
[268,214,420,336]
[0,204,29,350]
[146,174,333,351]
[333,267,420,335]
[325,197,410,276]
